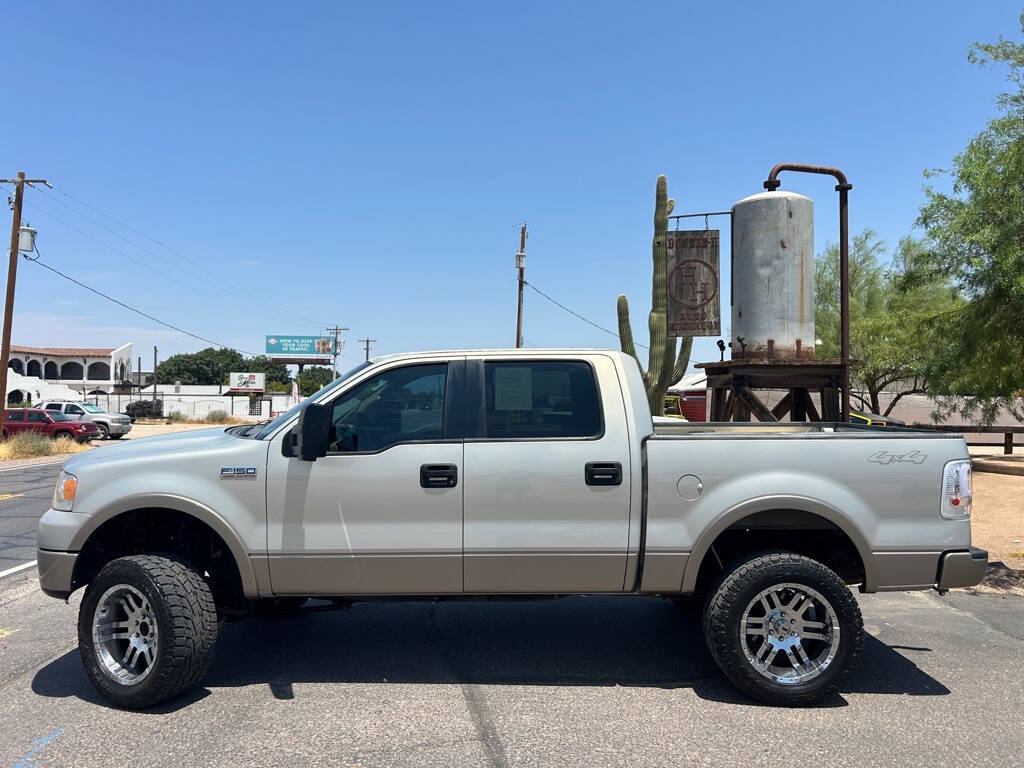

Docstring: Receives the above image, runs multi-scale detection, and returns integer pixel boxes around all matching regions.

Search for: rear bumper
[37,548,78,599]
[937,547,988,590]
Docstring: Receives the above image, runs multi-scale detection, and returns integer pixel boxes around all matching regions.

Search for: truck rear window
[483,361,601,439]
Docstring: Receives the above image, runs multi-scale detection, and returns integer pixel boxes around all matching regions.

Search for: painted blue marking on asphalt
[13,727,65,768]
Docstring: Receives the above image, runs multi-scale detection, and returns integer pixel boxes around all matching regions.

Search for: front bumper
[937,547,988,590]
[107,421,132,436]
[38,548,78,599]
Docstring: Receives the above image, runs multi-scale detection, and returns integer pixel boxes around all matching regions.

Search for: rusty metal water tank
[730,190,815,359]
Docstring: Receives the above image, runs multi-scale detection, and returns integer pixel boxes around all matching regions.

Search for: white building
[7,343,133,396]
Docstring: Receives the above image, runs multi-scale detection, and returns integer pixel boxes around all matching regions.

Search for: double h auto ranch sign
[666,229,721,337]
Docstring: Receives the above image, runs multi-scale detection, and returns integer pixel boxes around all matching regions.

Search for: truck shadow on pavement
[31,595,949,712]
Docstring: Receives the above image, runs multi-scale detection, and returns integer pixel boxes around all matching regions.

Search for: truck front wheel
[703,552,863,706]
[78,554,218,709]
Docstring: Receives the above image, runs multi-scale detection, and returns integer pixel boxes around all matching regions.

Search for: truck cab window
[328,363,447,453]
[483,361,601,439]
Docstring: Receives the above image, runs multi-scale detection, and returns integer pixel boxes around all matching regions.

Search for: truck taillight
[941,459,972,520]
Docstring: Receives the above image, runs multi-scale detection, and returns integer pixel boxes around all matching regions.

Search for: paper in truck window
[493,366,532,411]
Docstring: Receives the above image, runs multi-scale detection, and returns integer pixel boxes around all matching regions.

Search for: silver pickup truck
[36,349,986,709]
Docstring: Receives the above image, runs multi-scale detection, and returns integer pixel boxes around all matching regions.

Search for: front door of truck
[266,359,464,595]
[462,356,632,592]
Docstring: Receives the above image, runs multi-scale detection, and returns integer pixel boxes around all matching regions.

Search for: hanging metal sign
[666,229,721,337]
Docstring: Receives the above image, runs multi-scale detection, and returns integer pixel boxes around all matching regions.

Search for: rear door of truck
[462,354,633,592]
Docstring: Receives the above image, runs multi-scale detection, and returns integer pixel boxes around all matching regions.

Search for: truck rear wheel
[78,554,218,709]
[703,552,863,706]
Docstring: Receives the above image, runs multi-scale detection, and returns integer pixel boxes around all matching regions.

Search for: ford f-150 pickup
[35,349,987,708]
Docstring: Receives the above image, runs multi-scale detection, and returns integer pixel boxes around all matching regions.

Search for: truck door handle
[585,461,622,486]
[420,463,458,489]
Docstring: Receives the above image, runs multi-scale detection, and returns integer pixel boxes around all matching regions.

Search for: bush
[0,432,91,460]
[125,399,163,420]
[203,410,231,423]
[167,411,186,423]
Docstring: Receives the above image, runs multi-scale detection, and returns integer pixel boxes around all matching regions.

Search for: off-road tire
[703,552,863,707]
[78,554,218,709]
[96,422,110,439]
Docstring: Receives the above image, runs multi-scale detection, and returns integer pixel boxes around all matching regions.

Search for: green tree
[816,231,961,416]
[297,366,335,396]
[155,347,245,386]
[904,13,1024,421]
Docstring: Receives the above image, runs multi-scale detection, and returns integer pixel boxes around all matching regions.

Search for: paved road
[0,570,1021,767]
[1,462,1022,766]
[0,462,62,571]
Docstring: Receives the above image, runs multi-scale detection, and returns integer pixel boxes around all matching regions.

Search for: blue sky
[3,2,1018,371]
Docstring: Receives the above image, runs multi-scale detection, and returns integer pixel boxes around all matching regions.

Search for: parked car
[3,408,100,442]
[39,401,132,440]
[36,349,985,709]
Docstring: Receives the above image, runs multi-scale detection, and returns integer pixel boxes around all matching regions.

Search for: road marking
[0,460,65,473]
[13,727,64,768]
[0,492,25,501]
[0,561,37,578]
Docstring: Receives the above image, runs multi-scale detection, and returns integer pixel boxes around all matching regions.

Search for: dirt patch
[970,472,1024,572]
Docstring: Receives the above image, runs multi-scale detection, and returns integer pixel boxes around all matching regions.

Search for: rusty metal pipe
[763,163,852,423]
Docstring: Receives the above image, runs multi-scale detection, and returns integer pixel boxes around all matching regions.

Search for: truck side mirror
[287,403,331,461]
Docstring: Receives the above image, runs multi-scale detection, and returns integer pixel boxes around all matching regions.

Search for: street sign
[666,230,721,337]
[228,372,265,392]
[265,335,333,356]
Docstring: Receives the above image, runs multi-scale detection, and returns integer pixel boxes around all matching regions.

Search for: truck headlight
[940,459,972,520]
[52,470,78,512]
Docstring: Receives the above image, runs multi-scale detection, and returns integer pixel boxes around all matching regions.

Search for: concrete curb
[972,456,1024,476]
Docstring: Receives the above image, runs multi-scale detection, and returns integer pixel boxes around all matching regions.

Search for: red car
[2,408,100,442]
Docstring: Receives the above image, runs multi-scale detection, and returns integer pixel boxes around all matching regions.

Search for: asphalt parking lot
[1,464,1022,767]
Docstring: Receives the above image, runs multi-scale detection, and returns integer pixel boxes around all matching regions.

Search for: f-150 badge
[867,450,926,465]
[220,467,257,479]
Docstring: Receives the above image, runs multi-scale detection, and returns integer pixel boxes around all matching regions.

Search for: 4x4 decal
[867,450,926,465]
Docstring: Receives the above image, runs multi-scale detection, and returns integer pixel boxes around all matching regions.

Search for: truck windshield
[82,404,105,413]
[252,361,372,440]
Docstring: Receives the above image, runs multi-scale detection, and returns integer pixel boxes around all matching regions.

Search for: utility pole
[326,325,348,378]
[0,171,50,416]
[359,337,377,362]
[152,346,158,410]
[515,222,527,348]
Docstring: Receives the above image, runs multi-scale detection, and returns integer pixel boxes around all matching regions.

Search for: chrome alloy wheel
[91,584,159,685]
[740,582,840,685]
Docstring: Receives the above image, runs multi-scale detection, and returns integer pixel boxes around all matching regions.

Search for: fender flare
[69,493,259,598]
[679,494,877,593]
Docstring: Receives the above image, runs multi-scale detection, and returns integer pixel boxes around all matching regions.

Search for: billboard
[265,335,332,356]
[229,372,265,392]
[666,230,721,337]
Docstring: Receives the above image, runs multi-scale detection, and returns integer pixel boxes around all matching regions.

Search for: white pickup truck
[37,349,986,709]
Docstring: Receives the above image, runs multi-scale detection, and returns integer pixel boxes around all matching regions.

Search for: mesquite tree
[616,175,693,416]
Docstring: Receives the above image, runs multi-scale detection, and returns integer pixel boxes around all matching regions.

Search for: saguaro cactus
[617,175,693,416]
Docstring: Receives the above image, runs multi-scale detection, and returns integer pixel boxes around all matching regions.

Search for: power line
[22,200,328,331]
[25,251,259,355]
[10,180,373,342]
[34,184,326,325]
[522,279,649,350]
